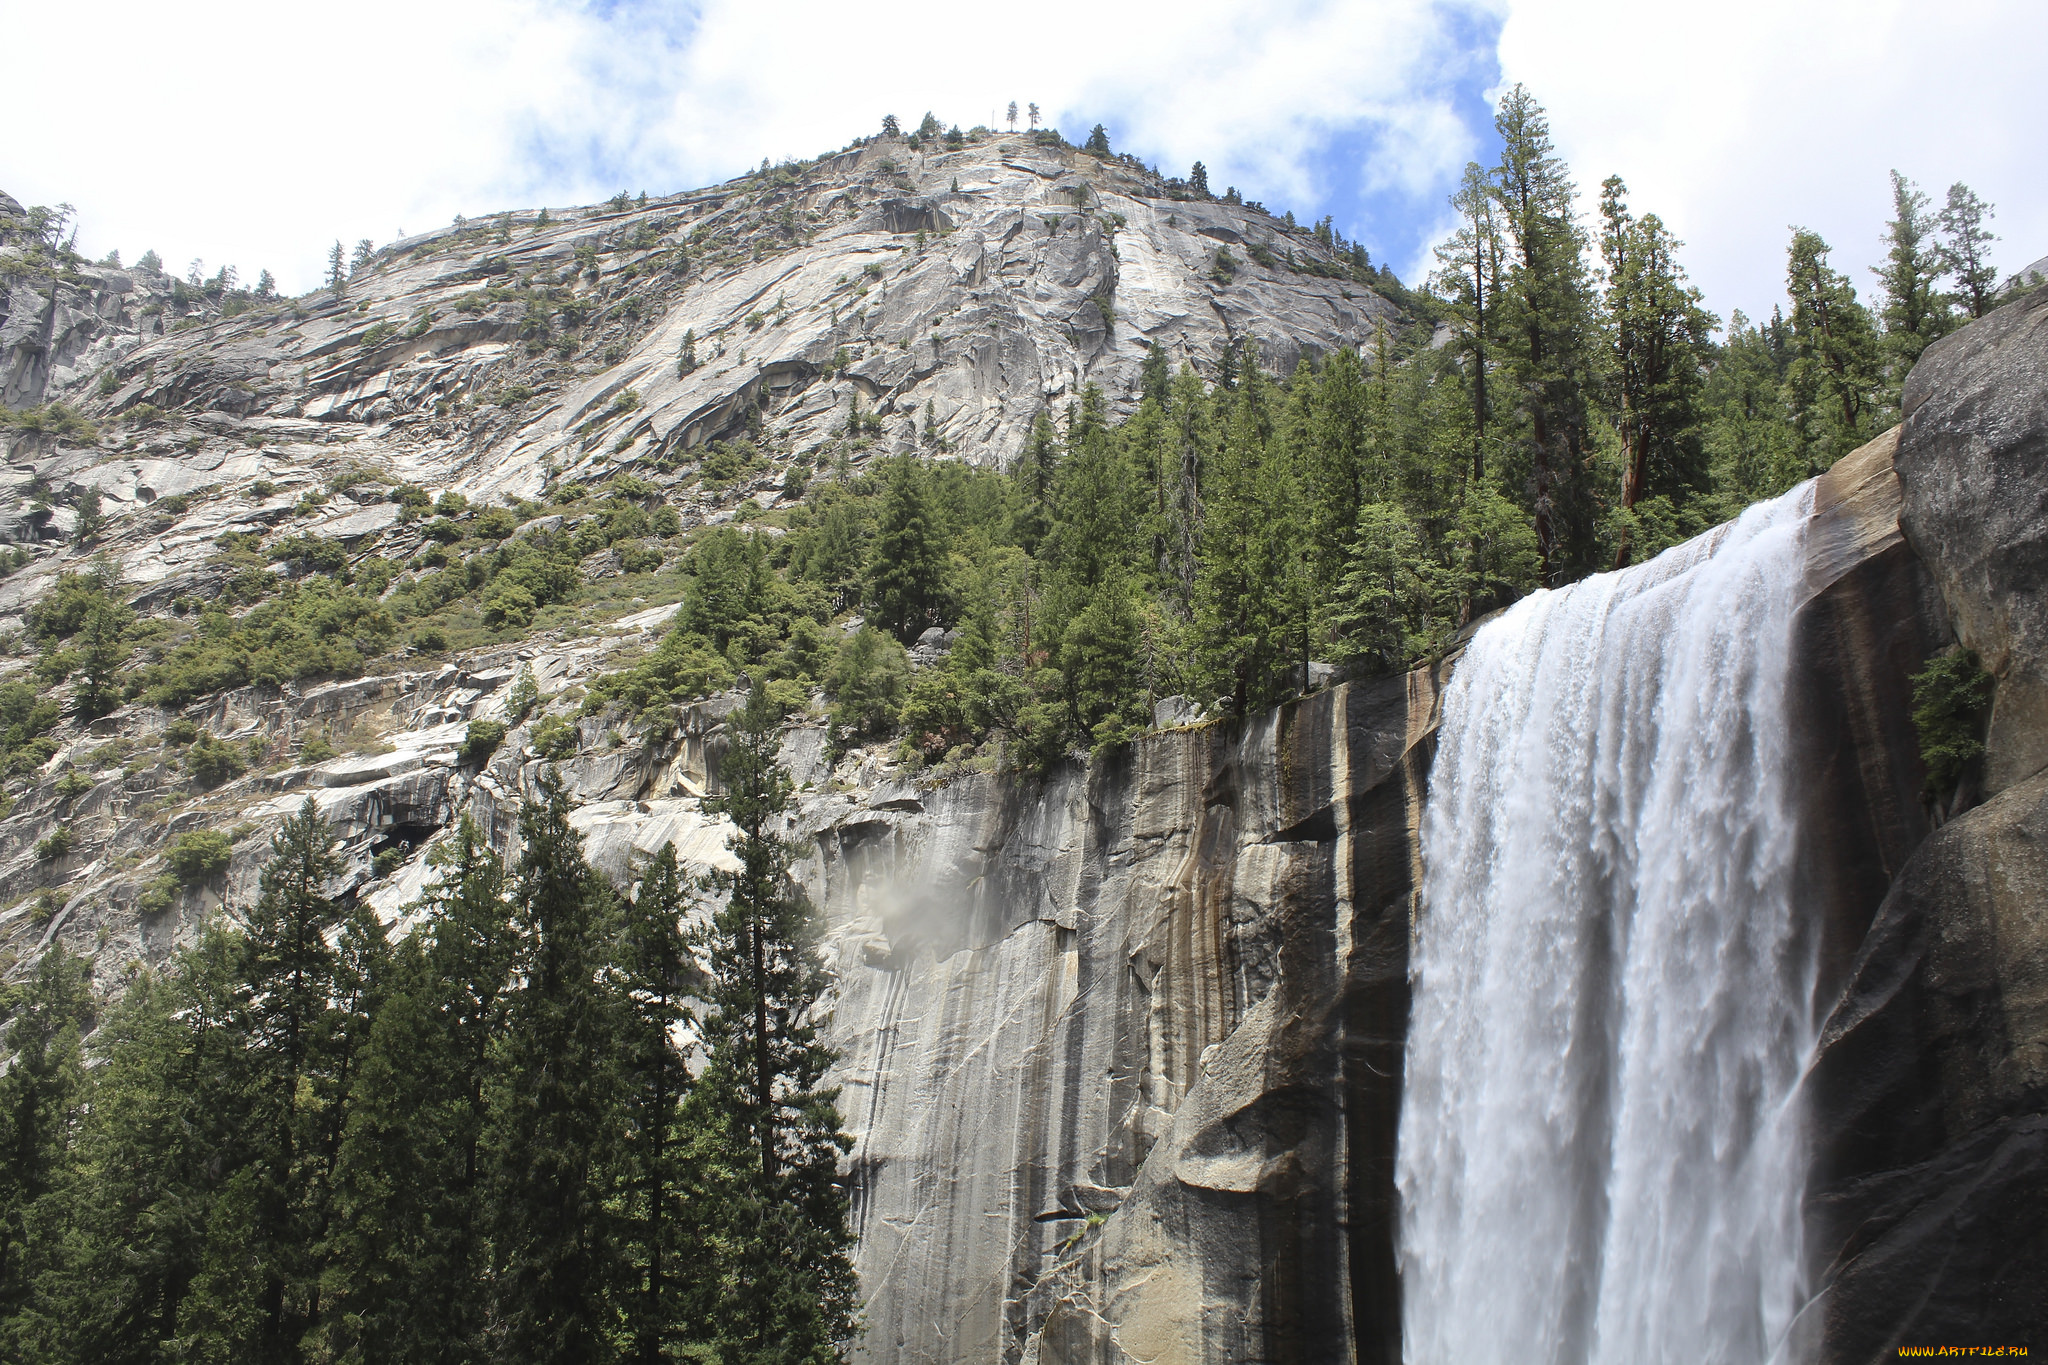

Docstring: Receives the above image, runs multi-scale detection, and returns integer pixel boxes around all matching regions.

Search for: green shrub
[184,733,246,788]
[585,629,736,718]
[507,667,541,723]
[459,718,507,764]
[475,506,518,539]
[617,540,665,575]
[481,579,538,628]
[530,713,579,759]
[270,534,347,573]
[372,847,407,878]
[54,770,93,800]
[1913,648,1995,797]
[162,718,200,746]
[36,826,73,860]
[827,626,909,739]
[167,829,233,883]
[137,579,397,708]
[0,682,62,777]
[137,874,179,916]
[300,732,337,763]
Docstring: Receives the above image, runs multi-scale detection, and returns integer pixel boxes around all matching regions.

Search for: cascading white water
[1398,483,1818,1365]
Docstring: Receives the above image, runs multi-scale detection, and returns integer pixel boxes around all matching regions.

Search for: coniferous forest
[0,689,853,1365]
[0,83,2032,1363]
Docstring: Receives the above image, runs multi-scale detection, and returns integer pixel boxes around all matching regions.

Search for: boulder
[1895,283,2048,794]
[1808,768,2048,1354]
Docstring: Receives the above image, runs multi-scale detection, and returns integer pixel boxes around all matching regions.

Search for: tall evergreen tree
[1938,181,1999,320]
[1598,176,1716,566]
[1490,85,1600,581]
[1012,410,1061,554]
[1784,228,1883,472]
[0,946,93,1345]
[1193,345,1299,711]
[1433,160,1502,482]
[321,817,512,1362]
[74,594,130,721]
[1140,341,1171,408]
[698,687,856,1365]
[489,773,623,1365]
[864,456,950,641]
[1874,170,1953,388]
[614,845,700,1364]
[326,241,347,298]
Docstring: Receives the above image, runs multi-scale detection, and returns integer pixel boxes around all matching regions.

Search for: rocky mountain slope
[3,131,1396,505]
[0,125,1409,1006]
[2,138,2042,1364]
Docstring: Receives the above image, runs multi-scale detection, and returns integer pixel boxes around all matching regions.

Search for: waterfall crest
[1398,485,1817,1365]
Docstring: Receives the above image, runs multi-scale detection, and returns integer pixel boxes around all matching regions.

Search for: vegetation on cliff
[0,724,854,1364]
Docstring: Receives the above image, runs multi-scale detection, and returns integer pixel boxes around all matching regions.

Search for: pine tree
[0,946,93,1340]
[1161,366,1211,619]
[865,456,950,641]
[488,772,623,1365]
[1011,410,1057,559]
[881,114,900,137]
[1432,161,1503,482]
[1874,170,1953,387]
[1189,161,1210,197]
[916,112,941,140]
[72,485,104,545]
[1490,85,1599,581]
[1006,101,1018,131]
[614,844,699,1364]
[1784,228,1883,472]
[1599,177,1715,566]
[350,239,374,275]
[1703,309,1800,505]
[173,799,367,1361]
[1042,387,1139,621]
[1938,182,1999,319]
[1084,124,1112,157]
[321,817,511,1361]
[1193,344,1299,710]
[74,593,130,720]
[326,240,347,297]
[697,686,856,1365]
[1027,102,1041,130]
[1140,342,1171,408]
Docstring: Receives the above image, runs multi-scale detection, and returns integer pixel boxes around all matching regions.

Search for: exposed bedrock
[816,670,1442,1365]
[1804,285,2048,1359]
[824,285,2048,1361]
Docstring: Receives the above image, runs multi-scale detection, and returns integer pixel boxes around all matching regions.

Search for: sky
[2,0,2041,327]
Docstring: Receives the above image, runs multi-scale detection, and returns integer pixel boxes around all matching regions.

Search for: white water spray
[1398,485,1818,1365]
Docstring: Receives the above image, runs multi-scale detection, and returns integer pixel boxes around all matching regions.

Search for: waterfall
[1398,484,1818,1365]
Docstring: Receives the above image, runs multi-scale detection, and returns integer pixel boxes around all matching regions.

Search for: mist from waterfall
[1398,484,1818,1365]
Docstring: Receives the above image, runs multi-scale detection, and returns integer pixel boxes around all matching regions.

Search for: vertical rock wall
[1806,285,2048,1356]
[812,669,1441,1365]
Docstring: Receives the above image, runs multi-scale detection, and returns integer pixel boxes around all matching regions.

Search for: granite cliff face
[2,133,1394,508]
[2,147,2045,1364]
[1805,287,2048,1357]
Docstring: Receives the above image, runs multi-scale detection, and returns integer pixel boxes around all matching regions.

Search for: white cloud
[0,0,1494,293]
[1494,0,2047,323]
